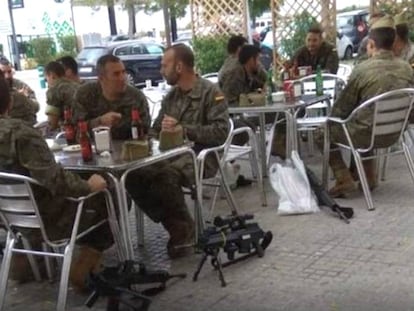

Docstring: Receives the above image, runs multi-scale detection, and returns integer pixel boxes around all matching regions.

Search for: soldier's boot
[271,132,287,160]
[162,210,195,259]
[328,150,358,198]
[69,246,102,293]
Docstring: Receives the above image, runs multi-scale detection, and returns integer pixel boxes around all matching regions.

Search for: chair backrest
[348,88,414,151]
[298,73,347,101]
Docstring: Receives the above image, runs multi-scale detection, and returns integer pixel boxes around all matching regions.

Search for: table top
[228,94,331,114]
[52,139,193,173]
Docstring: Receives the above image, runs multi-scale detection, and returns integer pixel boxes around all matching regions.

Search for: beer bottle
[63,106,76,145]
[131,106,144,140]
[315,64,324,96]
[78,118,93,162]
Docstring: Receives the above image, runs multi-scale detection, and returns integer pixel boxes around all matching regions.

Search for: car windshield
[77,47,108,62]
[337,16,353,27]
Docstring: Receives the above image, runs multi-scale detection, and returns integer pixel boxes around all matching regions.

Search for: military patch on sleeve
[332,48,337,52]
[215,92,225,103]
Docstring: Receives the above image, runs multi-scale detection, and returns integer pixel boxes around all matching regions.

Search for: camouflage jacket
[9,91,37,126]
[74,82,150,140]
[152,77,229,179]
[331,50,414,138]
[0,117,91,230]
[45,78,80,122]
[219,61,266,106]
[292,41,339,74]
[12,78,39,113]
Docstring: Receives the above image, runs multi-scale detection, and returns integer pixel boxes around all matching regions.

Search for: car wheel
[344,46,353,60]
[126,71,135,86]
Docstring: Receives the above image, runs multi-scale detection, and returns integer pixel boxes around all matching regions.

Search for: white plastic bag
[269,151,319,215]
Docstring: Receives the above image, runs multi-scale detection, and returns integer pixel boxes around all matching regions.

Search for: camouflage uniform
[125,77,229,223]
[219,57,266,106]
[0,117,113,251]
[45,78,80,123]
[399,42,414,64]
[12,78,39,113]
[9,91,37,126]
[327,50,414,173]
[74,82,150,139]
[292,41,339,74]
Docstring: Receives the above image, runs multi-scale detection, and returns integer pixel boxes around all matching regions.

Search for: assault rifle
[305,167,354,224]
[85,260,186,311]
[193,213,272,287]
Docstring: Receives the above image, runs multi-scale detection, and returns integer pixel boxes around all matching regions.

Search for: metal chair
[0,172,122,311]
[198,119,267,220]
[328,88,414,211]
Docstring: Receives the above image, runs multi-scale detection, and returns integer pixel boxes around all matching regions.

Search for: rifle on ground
[85,260,186,311]
[305,166,354,224]
[193,213,272,287]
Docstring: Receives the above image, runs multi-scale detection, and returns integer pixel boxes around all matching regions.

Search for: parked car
[76,40,165,87]
[336,9,369,52]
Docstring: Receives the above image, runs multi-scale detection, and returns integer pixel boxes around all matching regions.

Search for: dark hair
[227,35,248,54]
[308,25,323,36]
[44,61,65,77]
[0,57,11,66]
[369,27,396,50]
[96,54,122,76]
[0,70,10,114]
[238,45,261,65]
[57,55,78,75]
[396,24,409,42]
[166,44,194,68]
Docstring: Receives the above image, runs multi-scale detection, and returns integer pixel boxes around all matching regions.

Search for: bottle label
[131,127,139,140]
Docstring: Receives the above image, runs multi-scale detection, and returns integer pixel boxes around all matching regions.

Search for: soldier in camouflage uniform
[57,55,84,84]
[0,57,39,114]
[0,70,113,289]
[218,35,266,92]
[74,55,150,138]
[9,91,37,126]
[44,61,80,130]
[324,16,414,198]
[292,25,339,74]
[125,44,229,258]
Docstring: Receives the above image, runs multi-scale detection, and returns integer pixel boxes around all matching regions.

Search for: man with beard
[125,44,229,258]
[74,54,150,139]
[0,57,39,116]
[292,25,339,74]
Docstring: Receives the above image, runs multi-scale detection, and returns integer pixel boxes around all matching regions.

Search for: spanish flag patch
[215,95,225,102]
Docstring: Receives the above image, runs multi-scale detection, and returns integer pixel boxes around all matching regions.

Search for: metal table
[229,94,331,176]
[53,140,202,260]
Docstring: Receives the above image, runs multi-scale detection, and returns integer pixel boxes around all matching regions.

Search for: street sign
[11,0,24,9]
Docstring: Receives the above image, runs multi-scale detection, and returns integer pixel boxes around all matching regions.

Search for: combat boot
[329,168,358,198]
[162,211,195,259]
[69,246,102,293]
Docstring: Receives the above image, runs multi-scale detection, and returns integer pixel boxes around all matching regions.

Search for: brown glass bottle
[131,106,144,140]
[78,119,93,162]
[63,106,76,145]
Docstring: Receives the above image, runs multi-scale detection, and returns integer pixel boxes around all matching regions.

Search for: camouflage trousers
[125,154,196,223]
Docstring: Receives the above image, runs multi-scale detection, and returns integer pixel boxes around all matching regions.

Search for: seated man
[324,16,414,197]
[0,69,113,290]
[292,24,339,74]
[218,35,266,91]
[393,13,414,64]
[125,44,229,258]
[356,12,386,64]
[74,54,150,138]
[44,61,80,130]
[0,57,39,114]
[57,55,84,84]
[9,91,37,126]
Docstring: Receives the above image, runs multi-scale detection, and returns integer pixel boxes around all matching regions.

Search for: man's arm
[182,88,229,146]
[16,128,91,198]
[13,78,39,112]
[324,46,339,74]
[331,70,360,119]
[221,67,249,106]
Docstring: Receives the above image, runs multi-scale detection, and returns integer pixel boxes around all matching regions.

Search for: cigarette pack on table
[159,127,184,150]
[121,140,149,161]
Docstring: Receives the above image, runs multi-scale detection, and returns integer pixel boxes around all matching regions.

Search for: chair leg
[402,141,414,184]
[21,237,42,282]
[0,233,15,311]
[380,148,390,182]
[42,243,55,282]
[354,152,375,210]
[249,142,267,207]
[56,244,74,311]
[133,202,145,247]
[308,131,315,155]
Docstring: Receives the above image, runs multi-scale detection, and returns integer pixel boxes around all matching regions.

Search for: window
[114,46,131,56]
[131,45,146,55]
[146,44,164,55]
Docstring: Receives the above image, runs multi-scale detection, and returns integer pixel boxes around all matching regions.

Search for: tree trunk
[107,0,117,35]
[170,11,177,42]
[127,3,136,37]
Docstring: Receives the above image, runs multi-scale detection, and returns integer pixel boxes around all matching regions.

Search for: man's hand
[87,174,107,192]
[161,114,178,131]
[99,112,122,127]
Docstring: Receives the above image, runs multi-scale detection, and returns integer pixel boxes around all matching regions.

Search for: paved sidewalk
[3,150,414,310]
